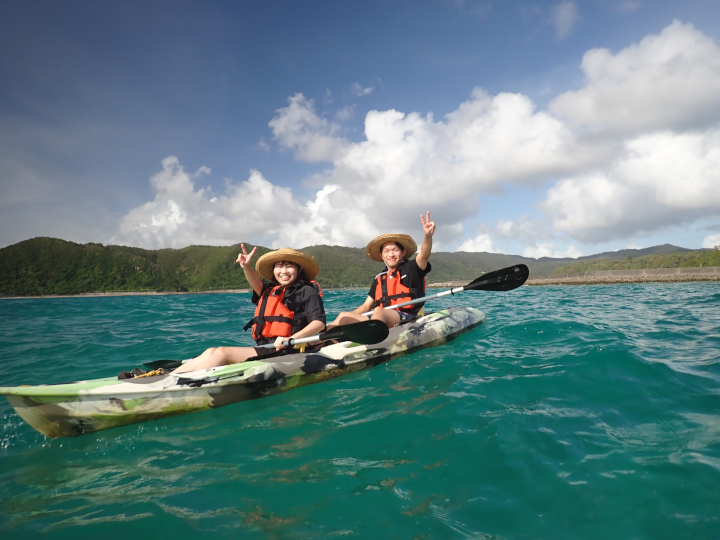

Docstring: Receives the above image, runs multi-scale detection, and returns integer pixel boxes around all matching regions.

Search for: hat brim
[365,234,418,262]
[255,249,320,282]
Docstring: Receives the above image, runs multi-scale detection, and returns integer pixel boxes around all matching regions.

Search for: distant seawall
[526,267,720,286]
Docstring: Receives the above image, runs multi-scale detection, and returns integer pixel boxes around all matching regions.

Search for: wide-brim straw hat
[255,248,320,282]
[365,234,417,262]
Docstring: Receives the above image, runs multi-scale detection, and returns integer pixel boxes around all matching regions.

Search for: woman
[173,244,326,374]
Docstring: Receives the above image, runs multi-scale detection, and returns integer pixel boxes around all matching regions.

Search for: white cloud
[542,130,720,242]
[702,234,720,249]
[112,156,306,249]
[268,94,349,162]
[522,243,582,259]
[351,82,374,96]
[264,88,601,250]
[551,2,580,40]
[113,22,720,254]
[458,233,497,253]
[550,21,720,134]
[193,165,211,178]
[496,216,552,243]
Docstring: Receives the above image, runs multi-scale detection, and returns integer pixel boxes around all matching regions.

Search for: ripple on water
[1,285,720,538]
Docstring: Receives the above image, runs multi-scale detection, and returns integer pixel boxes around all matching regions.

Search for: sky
[2,0,720,258]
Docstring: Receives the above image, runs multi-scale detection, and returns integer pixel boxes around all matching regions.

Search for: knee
[213,347,230,360]
[333,312,352,324]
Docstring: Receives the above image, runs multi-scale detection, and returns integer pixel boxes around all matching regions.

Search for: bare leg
[371,306,401,328]
[173,346,257,374]
[327,311,369,328]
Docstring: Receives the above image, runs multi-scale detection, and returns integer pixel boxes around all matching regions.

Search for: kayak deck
[1,307,485,438]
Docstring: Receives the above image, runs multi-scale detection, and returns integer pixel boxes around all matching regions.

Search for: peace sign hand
[236,244,257,268]
[420,211,436,237]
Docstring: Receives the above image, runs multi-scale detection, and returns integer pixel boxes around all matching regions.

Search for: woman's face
[273,261,299,285]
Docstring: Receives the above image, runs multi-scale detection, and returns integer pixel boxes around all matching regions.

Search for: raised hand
[236,244,257,268]
[420,211,436,237]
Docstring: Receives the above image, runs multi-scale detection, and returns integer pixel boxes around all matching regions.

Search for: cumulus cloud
[114,21,720,254]
[268,94,349,162]
[543,130,720,243]
[550,21,720,134]
[522,243,582,259]
[265,87,605,249]
[112,156,307,249]
[702,234,720,249]
[496,216,553,244]
[457,233,496,253]
[551,2,579,40]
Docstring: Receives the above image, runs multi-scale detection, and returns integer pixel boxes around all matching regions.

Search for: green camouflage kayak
[0,307,485,438]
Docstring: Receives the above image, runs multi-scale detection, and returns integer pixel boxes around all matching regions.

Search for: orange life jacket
[244,282,323,341]
[373,268,424,312]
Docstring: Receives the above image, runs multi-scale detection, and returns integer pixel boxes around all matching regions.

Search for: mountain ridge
[0,237,706,296]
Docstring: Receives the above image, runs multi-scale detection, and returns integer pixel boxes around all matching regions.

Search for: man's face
[380,242,406,269]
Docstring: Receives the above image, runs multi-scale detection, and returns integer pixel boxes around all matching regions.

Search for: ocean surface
[1,283,719,539]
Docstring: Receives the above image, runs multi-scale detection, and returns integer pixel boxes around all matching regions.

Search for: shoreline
[526,266,720,286]
[3,267,719,299]
[525,274,720,286]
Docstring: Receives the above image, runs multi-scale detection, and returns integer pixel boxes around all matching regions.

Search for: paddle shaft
[256,334,323,349]
[148,334,340,368]
[361,286,463,316]
[167,332,344,366]
[143,319,389,369]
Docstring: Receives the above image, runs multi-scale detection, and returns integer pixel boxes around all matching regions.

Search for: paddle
[142,319,390,370]
[362,263,529,315]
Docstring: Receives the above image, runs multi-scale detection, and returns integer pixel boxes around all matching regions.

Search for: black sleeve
[251,282,273,305]
[409,259,431,278]
[301,287,326,325]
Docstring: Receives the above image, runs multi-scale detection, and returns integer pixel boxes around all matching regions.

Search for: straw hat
[365,234,417,262]
[255,248,320,282]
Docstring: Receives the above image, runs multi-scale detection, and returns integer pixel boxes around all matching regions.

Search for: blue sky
[2,0,720,257]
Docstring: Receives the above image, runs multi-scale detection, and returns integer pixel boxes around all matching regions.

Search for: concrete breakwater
[527,267,720,286]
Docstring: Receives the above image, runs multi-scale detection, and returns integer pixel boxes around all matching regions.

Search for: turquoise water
[1,283,719,539]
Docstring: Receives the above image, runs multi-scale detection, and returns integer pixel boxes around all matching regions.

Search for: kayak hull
[1,307,485,438]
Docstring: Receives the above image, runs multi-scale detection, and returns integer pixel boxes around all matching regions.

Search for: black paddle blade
[143,359,183,370]
[465,264,529,292]
[320,320,390,345]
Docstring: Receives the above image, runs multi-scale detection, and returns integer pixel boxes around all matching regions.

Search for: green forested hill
[0,237,706,296]
[0,238,181,295]
[0,238,273,295]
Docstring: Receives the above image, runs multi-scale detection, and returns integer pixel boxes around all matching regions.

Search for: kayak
[0,307,485,438]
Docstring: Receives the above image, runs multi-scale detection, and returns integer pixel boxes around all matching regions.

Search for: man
[330,211,436,328]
